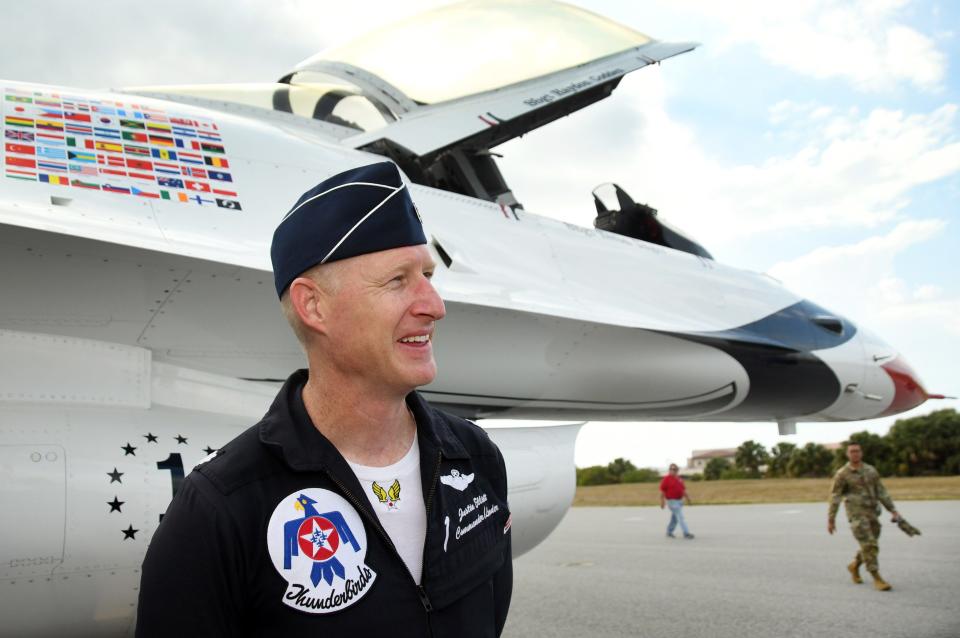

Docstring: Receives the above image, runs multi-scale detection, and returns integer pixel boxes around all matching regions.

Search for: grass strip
[573,476,960,507]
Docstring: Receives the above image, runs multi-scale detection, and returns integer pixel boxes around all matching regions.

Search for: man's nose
[414,276,446,320]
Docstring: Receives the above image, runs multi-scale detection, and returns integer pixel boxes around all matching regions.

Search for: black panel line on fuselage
[421,381,736,409]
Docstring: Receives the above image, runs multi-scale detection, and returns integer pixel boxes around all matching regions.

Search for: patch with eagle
[370,479,402,512]
[266,488,377,614]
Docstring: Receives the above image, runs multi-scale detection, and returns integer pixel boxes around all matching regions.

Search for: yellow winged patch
[371,481,388,503]
[388,479,401,501]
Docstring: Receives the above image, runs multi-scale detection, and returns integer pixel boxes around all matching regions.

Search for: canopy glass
[297,0,651,104]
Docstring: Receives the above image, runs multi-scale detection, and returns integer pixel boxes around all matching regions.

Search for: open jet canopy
[126,0,695,226]
[291,0,694,157]
[289,0,696,210]
[295,0,655,106]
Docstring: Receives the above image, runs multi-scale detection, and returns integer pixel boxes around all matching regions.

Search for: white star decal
[300,519,335,557]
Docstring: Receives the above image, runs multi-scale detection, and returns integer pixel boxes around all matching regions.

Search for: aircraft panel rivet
[30,452,41,462]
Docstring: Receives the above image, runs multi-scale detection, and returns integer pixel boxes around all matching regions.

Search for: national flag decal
[5,129,35,142]
[95,140,123,153]
[37,146,67,160]
[5,142,35,155]
[67,151,96,163]
[39,173,68,185]
[124,144,150,156]
[181,166,206,178]
[3,88,242,208]
[204,155,229,168]
[160,189,189,202]
[5,115,34,127]
[216,198,241,210]
[6,156,37,169]
[38,160,68,172]
[158,177,184,188]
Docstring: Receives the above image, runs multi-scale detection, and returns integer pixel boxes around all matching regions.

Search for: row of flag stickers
[2,87,242,210]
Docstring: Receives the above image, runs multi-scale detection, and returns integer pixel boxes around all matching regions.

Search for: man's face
[319,244,445,394]
[669,465,679,474]
[846,444,862,464]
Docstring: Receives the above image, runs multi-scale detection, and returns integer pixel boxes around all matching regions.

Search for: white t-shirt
[347,437,427,584]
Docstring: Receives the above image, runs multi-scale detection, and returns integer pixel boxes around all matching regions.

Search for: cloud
[681,0,947,92]
[913,284,942,300]
[499,72,960,249]
[771,219,943,273]
[0,0,454,88]
[768,219,960,337]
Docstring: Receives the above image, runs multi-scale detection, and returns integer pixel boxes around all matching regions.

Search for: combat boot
[847,559,863,584]
[869,571,892,591]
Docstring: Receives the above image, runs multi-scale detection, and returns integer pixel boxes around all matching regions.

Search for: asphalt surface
[503,501,960,638]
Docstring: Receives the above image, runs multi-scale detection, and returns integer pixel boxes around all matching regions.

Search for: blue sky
[1,0,955,469]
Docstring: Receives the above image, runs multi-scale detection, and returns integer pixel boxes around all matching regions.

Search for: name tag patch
[455,491,500,541]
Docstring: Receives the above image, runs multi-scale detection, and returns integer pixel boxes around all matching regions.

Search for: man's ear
[288,276,329,337]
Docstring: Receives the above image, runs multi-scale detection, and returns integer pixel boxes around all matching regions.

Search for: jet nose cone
[880,356,928,417]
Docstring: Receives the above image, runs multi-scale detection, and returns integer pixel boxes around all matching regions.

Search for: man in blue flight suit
[136,162,512,636]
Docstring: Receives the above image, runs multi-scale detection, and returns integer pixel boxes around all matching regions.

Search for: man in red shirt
[660,463,694,539]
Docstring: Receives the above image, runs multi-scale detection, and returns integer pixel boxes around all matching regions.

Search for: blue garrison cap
[271,162,426,297]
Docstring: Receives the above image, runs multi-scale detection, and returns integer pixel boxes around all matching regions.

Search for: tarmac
[502,501,960,638]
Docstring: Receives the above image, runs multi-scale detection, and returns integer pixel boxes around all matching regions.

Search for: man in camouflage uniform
[828,442,899,591]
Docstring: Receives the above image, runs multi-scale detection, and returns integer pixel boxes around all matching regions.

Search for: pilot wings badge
[266,489,376,614]
[371,479,401,511]
[440,468,474,491]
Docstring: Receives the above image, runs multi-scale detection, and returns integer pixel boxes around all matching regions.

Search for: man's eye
[424,271,434,280]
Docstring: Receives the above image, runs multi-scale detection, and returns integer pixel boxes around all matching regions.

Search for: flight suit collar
[258,368,469,474]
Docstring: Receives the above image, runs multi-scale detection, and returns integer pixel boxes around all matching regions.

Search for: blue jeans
[666,499,690,536]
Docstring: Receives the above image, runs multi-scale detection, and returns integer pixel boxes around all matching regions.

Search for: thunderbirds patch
[266,489,376,614]
[2,86,242,210]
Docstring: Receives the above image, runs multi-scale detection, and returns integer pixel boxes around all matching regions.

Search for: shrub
[621,468,661,483]
[576,465,613,486]
[720,467,752,480]
[703,457,731,480]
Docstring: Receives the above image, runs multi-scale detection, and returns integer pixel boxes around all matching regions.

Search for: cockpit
[123,0,709,258]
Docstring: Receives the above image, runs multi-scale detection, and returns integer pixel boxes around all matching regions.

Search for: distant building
[686,448,737,472]
[686,442,844,473]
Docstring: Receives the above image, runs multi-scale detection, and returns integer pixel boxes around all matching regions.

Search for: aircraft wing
[320,40,696,160]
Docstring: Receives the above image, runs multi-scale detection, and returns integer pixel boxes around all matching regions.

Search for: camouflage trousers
[849,515,882,573]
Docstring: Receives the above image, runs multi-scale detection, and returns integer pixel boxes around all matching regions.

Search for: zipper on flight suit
[417,449,444,613]
[323,463,439,631]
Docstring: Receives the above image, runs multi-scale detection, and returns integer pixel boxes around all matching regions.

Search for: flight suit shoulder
[193,422,287,496]
[434,409,501,459]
